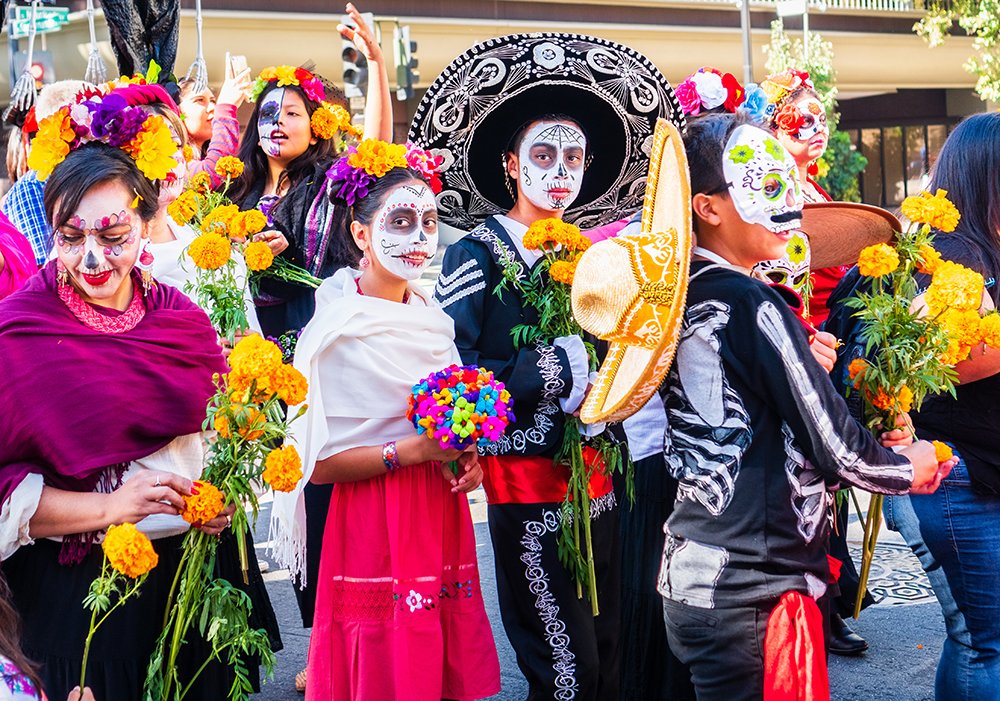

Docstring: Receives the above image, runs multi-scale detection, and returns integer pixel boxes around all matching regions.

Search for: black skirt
[2,529,281,701]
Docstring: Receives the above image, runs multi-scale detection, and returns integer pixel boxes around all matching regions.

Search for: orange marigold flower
[167,190,201,226]
[916,244,943,275]
[228,334,283,378]
[938,308,983,350]
[548,259,578,285]
[188,232,231,270]
[901,189,961,233]
[182,144,194,163]
[201,204,240,237]
[268,363,308,405]
[980,313,1000,349]
[925,260,984,315]
[870,385,913,414]
[310,106,339,140]
[103,523,158,578]
[932,440,953,463]
[240,210,268,237]
[243,240,274,272]
[215,156,245,180]
[939,337,972,366]
[857,243,899,278]
[190,171,213,194]
[182,481,225,526]
[348,139,408,177]
[126,116,180,181]
[262,445,303,493]
[847,358,869,387]
[28,107,76,181]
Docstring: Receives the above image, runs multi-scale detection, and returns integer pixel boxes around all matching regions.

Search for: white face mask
[516,121,587,212]
[790,98,828,142]
[258,88,285,158]
[722,125,803,234]
[370,183,439,281]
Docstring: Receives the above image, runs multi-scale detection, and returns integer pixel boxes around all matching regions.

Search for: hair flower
[677,68,745,116]
[773,103,805,135]
[251,65,326,103]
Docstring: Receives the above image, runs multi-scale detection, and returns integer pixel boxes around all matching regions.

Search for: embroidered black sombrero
[408,33,685,231]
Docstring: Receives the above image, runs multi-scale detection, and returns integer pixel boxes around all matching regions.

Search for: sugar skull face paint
[55,181,142,305]
[258,88,286,158]
[370,182,439,281]
[516,120,587,212]
[791,98,828,143]
[257,87,313,163]
[722,125,803,235]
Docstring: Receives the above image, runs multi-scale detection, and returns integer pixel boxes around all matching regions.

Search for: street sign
[8,6,70,40]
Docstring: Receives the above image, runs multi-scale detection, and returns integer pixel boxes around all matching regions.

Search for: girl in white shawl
[271,145,501,701]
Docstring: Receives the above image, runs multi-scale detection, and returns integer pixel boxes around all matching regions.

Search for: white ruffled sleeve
[0,473,43,561]
[554,335,590,414]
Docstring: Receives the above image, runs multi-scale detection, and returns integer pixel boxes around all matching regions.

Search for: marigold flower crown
[759,68,816,127]
[250,65,326,103]
[326,138,445,206]
[28,87,179,182]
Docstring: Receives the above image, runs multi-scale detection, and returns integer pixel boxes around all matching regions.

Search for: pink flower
[675,79,703,116]
[301,78,326,104]
[482,416,506,442]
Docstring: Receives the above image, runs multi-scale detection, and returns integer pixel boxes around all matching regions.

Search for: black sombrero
[408,33,685,230]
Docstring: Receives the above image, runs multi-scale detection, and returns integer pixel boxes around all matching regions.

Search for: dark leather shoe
[829,613,869,656]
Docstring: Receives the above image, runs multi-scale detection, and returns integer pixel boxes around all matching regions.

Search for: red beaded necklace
[58,272,146,334]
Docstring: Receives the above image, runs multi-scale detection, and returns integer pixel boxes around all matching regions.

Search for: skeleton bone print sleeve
[745,288,914,493]
[435,238,576,457]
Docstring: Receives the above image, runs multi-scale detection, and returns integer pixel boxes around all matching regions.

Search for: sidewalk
[254,488,944,700]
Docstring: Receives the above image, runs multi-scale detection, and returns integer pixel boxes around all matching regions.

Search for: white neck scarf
[268,267,460,582]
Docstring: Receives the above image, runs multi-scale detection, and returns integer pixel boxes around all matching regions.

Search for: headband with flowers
[675,67,745,117]
[759,68,816,127]
[250,66,326,104]
[326,139,444,207]
[28,88,179,182]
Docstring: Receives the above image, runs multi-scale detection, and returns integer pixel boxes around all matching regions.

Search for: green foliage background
[915,0,1000,103]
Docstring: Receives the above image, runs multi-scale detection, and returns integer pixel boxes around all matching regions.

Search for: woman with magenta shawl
[0,142,232,700]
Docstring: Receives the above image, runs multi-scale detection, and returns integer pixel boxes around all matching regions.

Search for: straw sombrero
[571,118,692,425]
[801,202,900,269]
[408,33,684,231]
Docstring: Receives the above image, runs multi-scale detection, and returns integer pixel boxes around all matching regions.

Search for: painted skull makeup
[56,210,139,291]
[754,232,812,295]
[790,98,828,142]
[516,121,587,211]
[258,88,286,158]
[722,125,803,234]
[370,183,439,281]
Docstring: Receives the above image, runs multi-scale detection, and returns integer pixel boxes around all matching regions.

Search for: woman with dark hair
[270,142,500,701]
[884,111,1000,701]
[0,128,232,698]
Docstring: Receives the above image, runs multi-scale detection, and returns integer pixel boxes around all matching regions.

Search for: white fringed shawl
[268,267,460,583]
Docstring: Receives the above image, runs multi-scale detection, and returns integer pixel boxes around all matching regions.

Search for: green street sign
[9,6,70,40]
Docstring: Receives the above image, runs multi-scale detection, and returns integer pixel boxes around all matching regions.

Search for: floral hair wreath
[250,66,325,103]
[758,68,816,128]
[28,87,178,182]
[326,139,444,207]
[675,67,745,117]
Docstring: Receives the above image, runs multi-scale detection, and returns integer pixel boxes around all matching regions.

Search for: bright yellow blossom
[901,189,961,233]
[262,445,303,493]
[188,232,231,270]
[857,243,900,278]
[103,523,159,578]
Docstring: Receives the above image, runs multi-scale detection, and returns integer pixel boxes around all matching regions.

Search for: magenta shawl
[0,263,227,511]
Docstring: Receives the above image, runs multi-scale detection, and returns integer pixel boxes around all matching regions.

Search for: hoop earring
[56,261,69,288]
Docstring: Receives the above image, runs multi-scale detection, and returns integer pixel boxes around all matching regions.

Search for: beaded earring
[359,254,371,269]
[135,238,156,295]
[56,262,70,288]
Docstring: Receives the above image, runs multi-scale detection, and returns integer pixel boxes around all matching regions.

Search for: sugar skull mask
[516,120,587,212]
[722,125,803,234]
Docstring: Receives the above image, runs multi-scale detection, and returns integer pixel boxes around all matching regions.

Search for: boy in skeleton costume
[657,114,954,701]
[409,33,683,700]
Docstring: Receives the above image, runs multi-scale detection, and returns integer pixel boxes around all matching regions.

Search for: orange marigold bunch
[932,440,954,463]
[243,241,275,272]
[188,232,231,270]
[215,156,245,180]
[228,334,283,379]
[262,445,303,493]
[901,189,961,233]
[980,313,1000,349]
[213,403,267,441]
[858,243,899,278]
[847,358,869,389]
[869,385,913,414]
[925,260,984,315]
[103,523,159,578]
[182,481,225,526]
[523,218,590,253]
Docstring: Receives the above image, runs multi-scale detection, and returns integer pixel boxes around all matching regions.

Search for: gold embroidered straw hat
[571,118,692,424]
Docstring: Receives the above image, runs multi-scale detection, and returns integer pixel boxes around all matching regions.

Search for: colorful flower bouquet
[406,364,515,468]
[845,189,1000,616]
[496,218,631,615]
[143,334,307,701]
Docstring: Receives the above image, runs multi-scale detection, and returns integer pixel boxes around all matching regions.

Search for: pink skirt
[306,461,501,701]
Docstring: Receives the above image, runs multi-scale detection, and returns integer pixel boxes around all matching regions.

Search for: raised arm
[339,3,393,142]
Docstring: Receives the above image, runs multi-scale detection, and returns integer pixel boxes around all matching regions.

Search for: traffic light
[393,24,418,101]
[341,12,374,99]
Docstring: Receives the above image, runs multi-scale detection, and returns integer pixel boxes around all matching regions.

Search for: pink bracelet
[382,441,403,472]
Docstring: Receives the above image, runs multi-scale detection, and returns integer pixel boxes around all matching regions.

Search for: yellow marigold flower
[244,240,275,272]
[274,65,299,87]
[214,403,267,441]
[126,116,180,181]
[215,156,245,180]
[188,232,231,270]
[523,218,584,252]
[103,523,158,578]
[549,260,577,285]
[182,481,225,526]
[938,308,983,350]
[268,363,308,405]
[311,106,339,140]
[201,204,240,237]
[182,144,194,163]
[241,210,268,237]
[939,336,973,366]
[916,244,943,275]
[262,445,303,493]
[932,440,953,463]
[228,334,283,378]
[870,385,913,414]
[167,190,201,226]
[901,189,961,233]
[847,358,869,388]
[190,171,213,194]
[259,66,278,82]
[348,139,408,177]
[28,107,76,180]
[925,260,984,315]
[857,243,900,278]
[980,313,1000,349]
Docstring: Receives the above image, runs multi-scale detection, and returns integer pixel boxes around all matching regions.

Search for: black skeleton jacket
[657,262,913,610]
[434,215,579,458]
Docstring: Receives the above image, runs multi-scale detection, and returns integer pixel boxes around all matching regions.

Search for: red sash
[481,447,614,505]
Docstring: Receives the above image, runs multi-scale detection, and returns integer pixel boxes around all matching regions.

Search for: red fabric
[481,447,614,505]
[764,591,830,701]
[307,460,501,701]
[809,266,848,326]
[826,555,843,584]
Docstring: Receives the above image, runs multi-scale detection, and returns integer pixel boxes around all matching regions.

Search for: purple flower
[88,94,130,139]
[107,108,148,148]
[326,155,376,207]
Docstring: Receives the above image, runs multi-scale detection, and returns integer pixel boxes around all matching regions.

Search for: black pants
[488,500,621,701]
[292,481,334,627]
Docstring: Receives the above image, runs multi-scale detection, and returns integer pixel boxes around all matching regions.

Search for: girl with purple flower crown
[270,140,501,701]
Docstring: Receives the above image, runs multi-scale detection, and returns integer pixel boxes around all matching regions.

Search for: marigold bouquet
[406,365,515,471]
[495,218,630,615]
[80,524,159,692]
[144,334,308,701]
[846,189,1000,616]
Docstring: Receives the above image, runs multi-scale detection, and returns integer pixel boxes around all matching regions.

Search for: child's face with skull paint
[54,180,146,308]
[257,87,315,165]
[510,120,587,213]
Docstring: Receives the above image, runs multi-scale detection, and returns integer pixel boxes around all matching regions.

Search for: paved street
[253,490,945,701]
